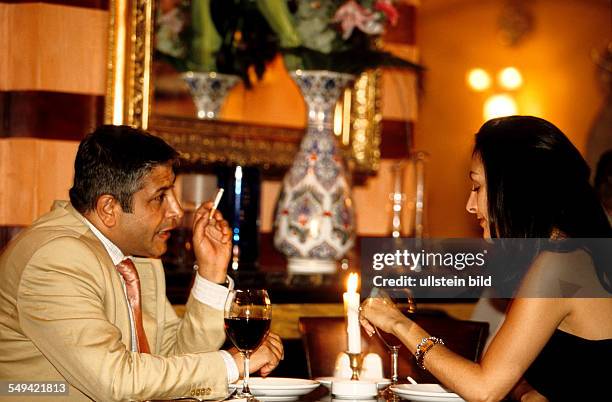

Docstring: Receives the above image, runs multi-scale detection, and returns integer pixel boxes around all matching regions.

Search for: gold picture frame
[104,0,381,173]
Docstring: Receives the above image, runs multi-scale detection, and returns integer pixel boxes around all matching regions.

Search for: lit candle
[343,273,361,353]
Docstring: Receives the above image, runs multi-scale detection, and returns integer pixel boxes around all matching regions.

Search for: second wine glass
[370,288,416,385]
[224,289,272,401]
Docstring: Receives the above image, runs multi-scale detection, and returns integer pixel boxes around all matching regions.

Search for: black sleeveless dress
[524,329,612,401]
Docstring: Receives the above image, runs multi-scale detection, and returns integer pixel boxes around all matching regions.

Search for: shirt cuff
[191,273,234,310]
[219,350,240,384]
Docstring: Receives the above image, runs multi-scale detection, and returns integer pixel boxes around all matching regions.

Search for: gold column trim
[104,0,152,129]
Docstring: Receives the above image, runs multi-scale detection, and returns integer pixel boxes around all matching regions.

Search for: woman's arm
[361,294,569,402]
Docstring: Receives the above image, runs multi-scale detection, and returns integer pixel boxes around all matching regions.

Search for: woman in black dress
[361,116,612,401]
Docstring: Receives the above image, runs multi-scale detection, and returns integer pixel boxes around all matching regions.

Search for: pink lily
[333,0,383,39]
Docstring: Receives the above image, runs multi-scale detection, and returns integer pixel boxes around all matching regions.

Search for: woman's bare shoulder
[518,248,608,298]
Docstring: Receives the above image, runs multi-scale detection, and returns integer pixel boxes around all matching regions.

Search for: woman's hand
[359,296,410,336]
[192,201,232,283]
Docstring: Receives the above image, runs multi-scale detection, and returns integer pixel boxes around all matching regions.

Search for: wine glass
[224,289,272,401]
[369,288,416,385]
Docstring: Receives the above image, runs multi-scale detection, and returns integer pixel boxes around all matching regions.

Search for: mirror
[104,0,382,174]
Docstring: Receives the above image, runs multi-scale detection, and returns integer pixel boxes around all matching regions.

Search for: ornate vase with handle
[274,70,356,274]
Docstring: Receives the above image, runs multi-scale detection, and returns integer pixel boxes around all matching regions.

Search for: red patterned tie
[115,259,151,353]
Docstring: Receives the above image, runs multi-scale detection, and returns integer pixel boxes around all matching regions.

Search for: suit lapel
[133,257,163,354]
[82,231,134,350]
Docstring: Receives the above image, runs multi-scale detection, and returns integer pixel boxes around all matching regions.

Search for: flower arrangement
[155,0,278,87]
[256,0,423,74]
[155,0,422,85]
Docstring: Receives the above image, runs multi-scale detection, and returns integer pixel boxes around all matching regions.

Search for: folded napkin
[360,353,384,380]
[332,352,384,379]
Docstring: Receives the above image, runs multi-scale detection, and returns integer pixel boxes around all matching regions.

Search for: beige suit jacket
[0,201,229,401]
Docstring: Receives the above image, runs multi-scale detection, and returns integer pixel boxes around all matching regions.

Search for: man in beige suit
[0,125,283,401]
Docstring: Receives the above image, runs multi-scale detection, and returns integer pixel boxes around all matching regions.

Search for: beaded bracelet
[415,336,445,370]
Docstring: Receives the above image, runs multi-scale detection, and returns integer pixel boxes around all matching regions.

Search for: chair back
[298,312,489,382]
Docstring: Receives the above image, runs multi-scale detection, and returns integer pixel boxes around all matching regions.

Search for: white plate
[229,377,320,397]
[390,384,465,402]
[316,377,392,390]
[256,397,300,402]
[331,399,379,402]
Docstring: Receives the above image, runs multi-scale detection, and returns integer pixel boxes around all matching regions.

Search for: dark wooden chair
[298,311,489,382]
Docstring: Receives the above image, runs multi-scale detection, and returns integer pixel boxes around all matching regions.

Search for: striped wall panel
[0,2,108,139]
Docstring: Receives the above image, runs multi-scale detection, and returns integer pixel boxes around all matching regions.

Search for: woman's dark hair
[69,125,179,213]
[474,115,611,239]
[594,150,612,211]
[473,116,611,292]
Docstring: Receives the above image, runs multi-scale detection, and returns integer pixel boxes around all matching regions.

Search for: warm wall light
[483,94,517,120]
[467,66,523,121]
[467,68,492,91]
[498,67,523,90]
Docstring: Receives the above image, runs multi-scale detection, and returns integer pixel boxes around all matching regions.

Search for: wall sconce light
[466,68,492,92]
[483,94,518,120]
[498,67,523,90]
[467,66,523,121]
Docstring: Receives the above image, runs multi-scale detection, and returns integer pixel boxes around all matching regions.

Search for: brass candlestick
[345,352,363,381]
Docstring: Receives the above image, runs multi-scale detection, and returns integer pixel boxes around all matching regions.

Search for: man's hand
[232,333,284,377]
[192,201,232,283]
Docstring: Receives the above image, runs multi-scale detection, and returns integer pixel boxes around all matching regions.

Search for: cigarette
[209,188,224,221]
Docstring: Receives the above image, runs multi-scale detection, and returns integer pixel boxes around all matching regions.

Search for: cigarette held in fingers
[209,188,224,221]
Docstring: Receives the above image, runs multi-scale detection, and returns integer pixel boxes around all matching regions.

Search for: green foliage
[155,0,425,85]
[155,0,279,87]
[258,0,425,74]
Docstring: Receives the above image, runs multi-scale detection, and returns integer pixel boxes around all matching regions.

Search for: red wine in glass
[224,317,271,352]
[224,289,271,401]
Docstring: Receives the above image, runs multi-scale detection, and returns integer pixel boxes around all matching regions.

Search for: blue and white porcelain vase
[181,71,239,119]
[274,70,356,274]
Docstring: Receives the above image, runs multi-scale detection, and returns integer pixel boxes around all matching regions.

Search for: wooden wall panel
[0,138,78,225]
[0,3,108,94]
[0,226,23,252]
[0,91,103,139]
[1,0,108,9]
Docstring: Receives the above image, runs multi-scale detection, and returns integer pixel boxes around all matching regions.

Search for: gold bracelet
[415,336,444,370]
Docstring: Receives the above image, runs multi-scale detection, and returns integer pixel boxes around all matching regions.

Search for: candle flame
[347,272,359,293]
